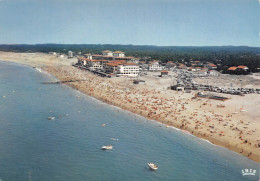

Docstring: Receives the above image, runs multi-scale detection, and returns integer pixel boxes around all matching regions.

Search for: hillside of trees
[0,44,259,72]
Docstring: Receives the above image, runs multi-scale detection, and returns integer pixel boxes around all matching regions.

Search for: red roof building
[228,67,237,71]
[237,65,248,69]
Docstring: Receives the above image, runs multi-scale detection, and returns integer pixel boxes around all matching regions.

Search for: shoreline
[42,66,260,163]
[0,52,259,163]
[82,91,259,162]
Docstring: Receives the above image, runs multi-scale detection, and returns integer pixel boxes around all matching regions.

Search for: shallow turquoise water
[0,61,259,181]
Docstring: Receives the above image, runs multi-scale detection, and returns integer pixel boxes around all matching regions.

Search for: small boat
[48,117,55,120]
[102,145,113,150]
[148,163,158,170]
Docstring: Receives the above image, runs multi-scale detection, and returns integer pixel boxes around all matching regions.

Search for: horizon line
[0,43,259,48]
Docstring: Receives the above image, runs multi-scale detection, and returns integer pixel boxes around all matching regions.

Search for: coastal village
[72,50,259,96]
[1,0,259,178]
[65,50,258,162]
[0,51,259,163]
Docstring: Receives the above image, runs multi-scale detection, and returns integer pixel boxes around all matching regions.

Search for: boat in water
[48,117,55,120]
[148,163,158,170]
[102,145,113,150]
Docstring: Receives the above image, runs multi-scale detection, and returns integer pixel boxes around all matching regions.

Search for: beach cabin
[161,70,169,77]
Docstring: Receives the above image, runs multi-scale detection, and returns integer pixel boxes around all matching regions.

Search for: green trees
[0,44,259,72]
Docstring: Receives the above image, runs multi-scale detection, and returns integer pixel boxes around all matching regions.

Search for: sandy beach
[0,51,259,163]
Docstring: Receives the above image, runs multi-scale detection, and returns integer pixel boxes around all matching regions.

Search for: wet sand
[0,51,259,163]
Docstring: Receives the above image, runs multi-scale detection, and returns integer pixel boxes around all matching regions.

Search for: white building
[128,58,140,64]
[84,53,92,60]
[86,60,108,70]
[197,70,208,76]
[68,51,73,58]
[49,52,57,55]
[102,50,113,57]
[77,57,107,70]
[113,51,125,58]
[148,61,163,71]
[83,50,125,60]
[78,57,89,66]
[208,70,220,76]
[104,60,126,74]
[117,63,140,77]
[92,55,103,60]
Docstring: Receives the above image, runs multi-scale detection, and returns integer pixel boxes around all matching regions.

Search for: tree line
[0,44,259,72]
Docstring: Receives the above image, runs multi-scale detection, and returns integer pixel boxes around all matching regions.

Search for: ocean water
[0,61,259,181]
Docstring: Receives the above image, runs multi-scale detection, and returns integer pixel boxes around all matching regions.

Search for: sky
[0,0,259,46]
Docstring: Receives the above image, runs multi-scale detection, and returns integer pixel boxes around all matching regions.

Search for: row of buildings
[76,50,249,77]
[76,50,169,77]
[77,50,140,77]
